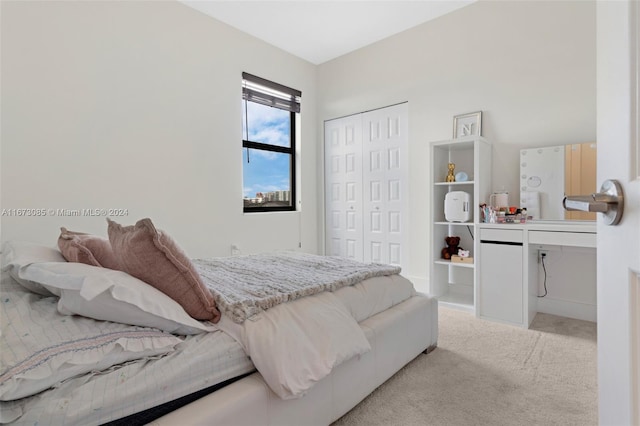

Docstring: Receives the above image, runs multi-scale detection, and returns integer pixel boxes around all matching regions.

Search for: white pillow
[19,262,218,335]
[0,241,65,296]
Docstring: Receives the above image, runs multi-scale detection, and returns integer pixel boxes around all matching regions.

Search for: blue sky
[242,102,291,198]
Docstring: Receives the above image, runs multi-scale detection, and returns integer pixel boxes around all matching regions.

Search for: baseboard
[536,297,596,322]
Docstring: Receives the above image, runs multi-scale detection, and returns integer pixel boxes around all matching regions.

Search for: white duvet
[215,291,371,400]
[214,273,416,400]
[200,253,416,400]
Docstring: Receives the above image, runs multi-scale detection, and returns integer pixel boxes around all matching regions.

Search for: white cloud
[243,101,290,147]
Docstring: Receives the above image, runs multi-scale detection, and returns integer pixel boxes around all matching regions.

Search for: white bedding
[334,274,416,322]
[0,274,184,403]
[0,271,255,425]
[1,255,417,424]
[214,273,416,400]
[215,291,371,400]
[1,330,255,425]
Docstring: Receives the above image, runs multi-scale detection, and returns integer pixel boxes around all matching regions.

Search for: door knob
[563,179,624,225]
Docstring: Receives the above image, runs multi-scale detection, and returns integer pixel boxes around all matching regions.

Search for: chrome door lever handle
[562,195,609,213]
[563,179,624,225]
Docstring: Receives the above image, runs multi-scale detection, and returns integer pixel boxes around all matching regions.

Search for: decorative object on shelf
[454,249,473,264]
[446,162,456,182]
[444,191,471,222]
[451,254,473,264]
[455,171,468,182]
[479,203,488,222]
[481,204,529,224]
[453,111,482,138]
[441,236,462,260]
[489,191,509,209]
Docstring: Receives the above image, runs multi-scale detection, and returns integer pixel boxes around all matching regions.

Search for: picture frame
[453,111,482,138]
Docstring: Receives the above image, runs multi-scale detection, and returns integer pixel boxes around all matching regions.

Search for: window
[242,72,301,212]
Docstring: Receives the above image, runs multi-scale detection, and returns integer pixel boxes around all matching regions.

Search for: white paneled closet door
[324,103,408,268]
[362,103,408,267]
[324,114,364,261]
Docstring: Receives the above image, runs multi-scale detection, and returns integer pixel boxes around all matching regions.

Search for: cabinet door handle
[480,240,523,246]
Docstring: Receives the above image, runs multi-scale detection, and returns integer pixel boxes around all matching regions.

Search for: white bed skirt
[150,293,438,426]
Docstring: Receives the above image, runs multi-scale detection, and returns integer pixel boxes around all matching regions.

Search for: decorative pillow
[107,218,220,322]
[0,241,64,296]
[0,274,182,401]
[57,227,120,270]
[18,261,218,335]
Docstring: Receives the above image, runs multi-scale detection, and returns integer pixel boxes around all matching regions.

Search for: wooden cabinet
[429,136,492,313]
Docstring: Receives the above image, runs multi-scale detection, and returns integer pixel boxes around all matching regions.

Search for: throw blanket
[194,252,401,323]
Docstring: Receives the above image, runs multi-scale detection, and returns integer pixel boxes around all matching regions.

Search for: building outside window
[242,72,300,212]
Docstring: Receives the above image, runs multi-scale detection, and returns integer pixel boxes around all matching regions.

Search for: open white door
[596,1,640,424]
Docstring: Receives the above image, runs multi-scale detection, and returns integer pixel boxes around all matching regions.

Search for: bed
[0,219,438,425]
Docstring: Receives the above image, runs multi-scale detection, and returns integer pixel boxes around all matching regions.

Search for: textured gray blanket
[194,252,401,323]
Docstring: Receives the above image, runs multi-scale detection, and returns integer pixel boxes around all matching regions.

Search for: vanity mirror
[520,142,597,221]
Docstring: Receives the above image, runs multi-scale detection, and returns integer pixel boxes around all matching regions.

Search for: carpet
[333,307,597,426]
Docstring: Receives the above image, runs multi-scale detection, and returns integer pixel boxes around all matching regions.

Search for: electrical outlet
[538,250,548,263]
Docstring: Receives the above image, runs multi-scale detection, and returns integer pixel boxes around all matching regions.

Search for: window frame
[241,73,299,213]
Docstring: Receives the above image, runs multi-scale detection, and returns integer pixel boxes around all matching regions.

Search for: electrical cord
[466,225,474,240]
[243,88,250,164]
[537,253,548,298]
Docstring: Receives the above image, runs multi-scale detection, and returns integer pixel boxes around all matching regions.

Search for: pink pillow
[107,218,220,322]
[58,227,120,270]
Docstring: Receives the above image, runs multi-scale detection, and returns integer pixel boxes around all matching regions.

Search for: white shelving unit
[429,136,492,314]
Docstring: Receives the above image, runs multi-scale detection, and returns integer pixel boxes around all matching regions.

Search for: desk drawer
[480,228,523,243]
[528,231,596,248]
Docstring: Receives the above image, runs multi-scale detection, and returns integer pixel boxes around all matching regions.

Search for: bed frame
[150,294,438,426]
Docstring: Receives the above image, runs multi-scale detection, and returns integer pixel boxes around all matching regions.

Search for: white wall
[316,0,596,289]
[1,0,598,305]
[534,246,597,322]
[1,1,319,258]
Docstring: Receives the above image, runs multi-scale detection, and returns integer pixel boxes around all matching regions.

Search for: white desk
[477,221,596,328]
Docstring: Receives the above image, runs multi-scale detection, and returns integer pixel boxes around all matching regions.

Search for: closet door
[362,103,409,266]
[324,114,363,260]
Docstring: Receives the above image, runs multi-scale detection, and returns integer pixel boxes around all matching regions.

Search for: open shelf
[429,136,492,317]
[438,289,475,312]
[434,259,474,268]
[434,181,475,186]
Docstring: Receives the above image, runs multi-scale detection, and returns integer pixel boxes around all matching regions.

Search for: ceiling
[180,1,476,65]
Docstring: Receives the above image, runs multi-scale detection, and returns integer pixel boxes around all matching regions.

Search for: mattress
[1,271,416,425]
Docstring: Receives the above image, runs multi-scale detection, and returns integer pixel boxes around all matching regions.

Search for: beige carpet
[333,307,597,426]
